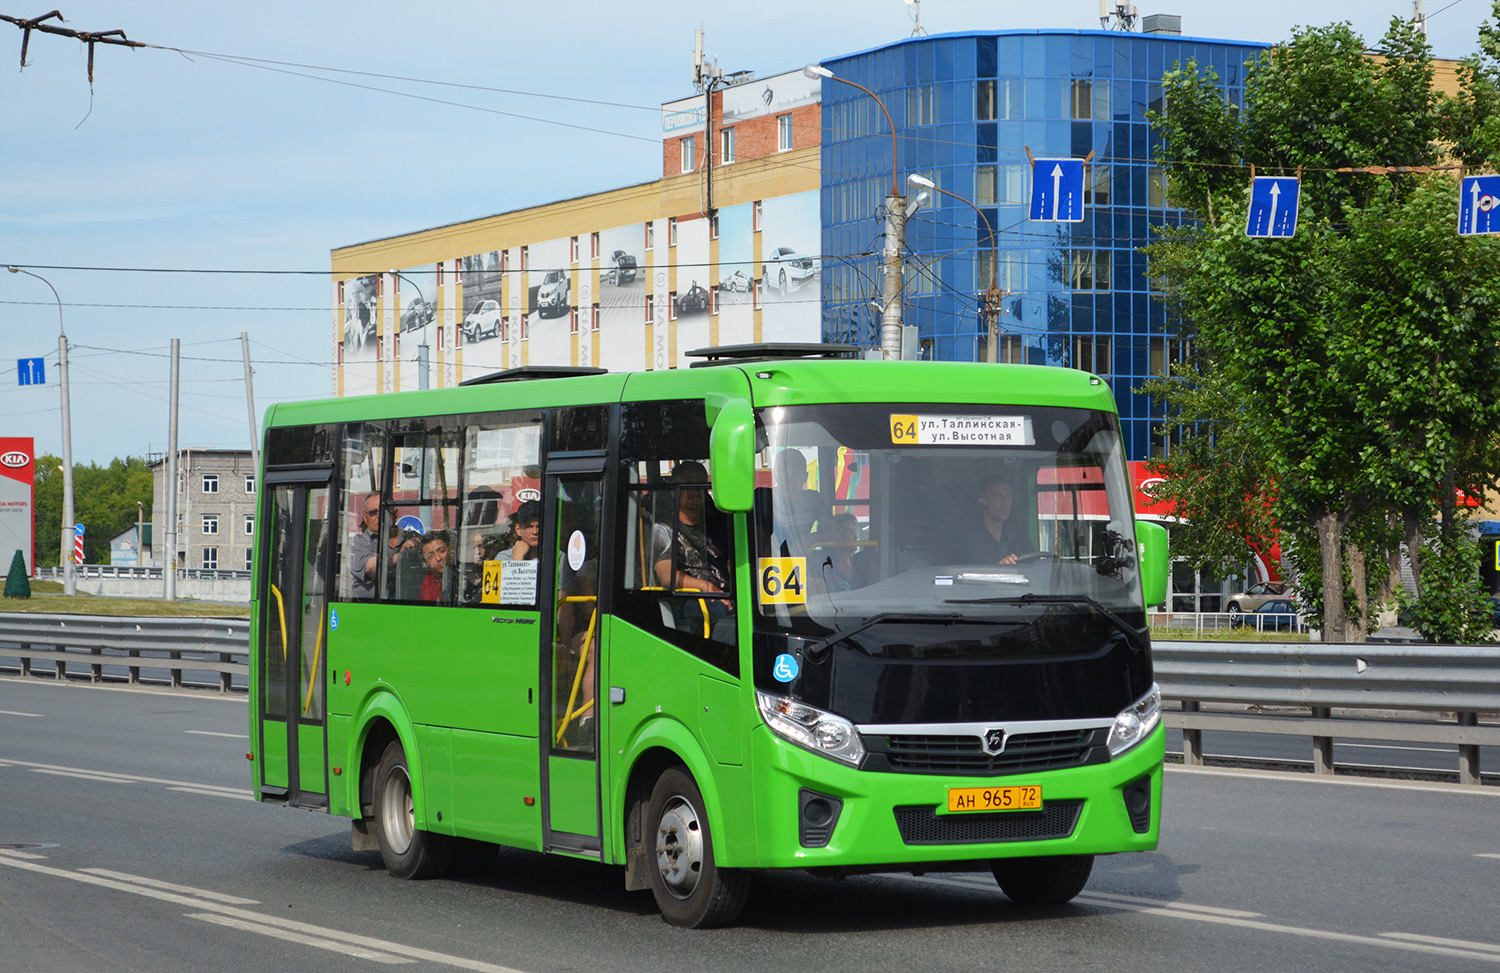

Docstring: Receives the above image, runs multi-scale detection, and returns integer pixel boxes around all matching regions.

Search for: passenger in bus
[462,531,505,602]
[772,448,829,544]
[346,494,382,599]
[652,461,732,630]
[955,477,1036,565]
[812,512,860,592]
[499,500,541,561]
[417,530,453,603]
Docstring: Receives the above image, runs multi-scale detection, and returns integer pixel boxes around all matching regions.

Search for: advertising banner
[0,437,35,573]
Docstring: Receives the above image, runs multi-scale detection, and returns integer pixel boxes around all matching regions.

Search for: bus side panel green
[327,715,353,816]
[547,756,599,836]
[260,719,288,792]
[450,729,542,850]
[698,675,743,765]
[414,724,456,835]
[297,724,328,796]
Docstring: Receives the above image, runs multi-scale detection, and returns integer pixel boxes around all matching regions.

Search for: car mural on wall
[763,246,816,293]
[463,299,504,341]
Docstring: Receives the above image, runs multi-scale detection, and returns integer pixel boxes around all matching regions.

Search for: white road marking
[913,875,1262,917]
[0,855,530,972]
[1339,743,1454,755]
[1478,853,1500,860]
[1166,763,1500,797]
[167,786,256,801]
[184,730,246,739]
[30,768,137,784]
[903,873,1500,963]
[186,912,414,964]
[0,850,49,860]
[0,709,42,717]
[1,757,252,799]
[81,868,262,904]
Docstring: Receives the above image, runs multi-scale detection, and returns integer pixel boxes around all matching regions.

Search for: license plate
[947,785,1042,813]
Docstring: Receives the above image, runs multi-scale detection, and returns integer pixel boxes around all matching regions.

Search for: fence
[0,614,249,691]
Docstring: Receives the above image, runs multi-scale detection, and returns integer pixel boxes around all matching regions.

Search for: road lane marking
[1478,853,1500,860]
[0,855,530,972]
[185,730,246,739]
[904,874,1500,963]
[81,868,261,904]
[1166,764,1500,797]
[0,757,252,799]
[910,875,1263,917]
[0,709,42,717]
[30,768,137,784]
[186,913,414,964]
[168,786,256,801]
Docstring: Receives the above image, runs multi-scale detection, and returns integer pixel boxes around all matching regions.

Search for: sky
[3,0,1495,465]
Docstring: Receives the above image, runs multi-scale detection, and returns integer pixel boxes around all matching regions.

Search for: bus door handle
[609,687,625,705]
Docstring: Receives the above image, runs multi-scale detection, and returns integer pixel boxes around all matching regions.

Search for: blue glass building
[818,30,1266,461]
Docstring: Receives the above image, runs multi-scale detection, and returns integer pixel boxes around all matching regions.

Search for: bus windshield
[754,402,1145,637]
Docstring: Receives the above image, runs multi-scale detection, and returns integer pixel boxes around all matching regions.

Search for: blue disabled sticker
[773,653,799,682]
[329,609,339,632]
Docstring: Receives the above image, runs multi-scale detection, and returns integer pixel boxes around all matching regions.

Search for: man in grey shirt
[347,496,382,599]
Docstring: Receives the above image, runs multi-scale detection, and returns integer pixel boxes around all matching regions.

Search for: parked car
[1226,581,1289,624]
[463,299,504,341]
[1233,597,1299,631]
[537,269,570,317]
[763,246,816,293]
[722,269,751,293]
[676,281,711,315]
[608,250,637,285]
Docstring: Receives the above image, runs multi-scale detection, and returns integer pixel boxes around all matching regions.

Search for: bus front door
[541,460,606,851]
[257,479,331,809]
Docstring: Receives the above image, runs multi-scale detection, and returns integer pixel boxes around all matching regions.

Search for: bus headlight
[1107,684,1162,757]
[756,691,865,766]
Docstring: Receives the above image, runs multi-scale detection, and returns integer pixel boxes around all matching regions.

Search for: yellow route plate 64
[947,784,1042,813]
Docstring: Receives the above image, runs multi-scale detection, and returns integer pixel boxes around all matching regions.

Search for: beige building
[149,448,257,573]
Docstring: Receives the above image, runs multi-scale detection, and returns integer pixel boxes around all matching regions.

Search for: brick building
[149,448,257,573]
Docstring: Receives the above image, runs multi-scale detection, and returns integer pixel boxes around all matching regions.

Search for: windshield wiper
[942,593,1149,654]
[804,611,964,658]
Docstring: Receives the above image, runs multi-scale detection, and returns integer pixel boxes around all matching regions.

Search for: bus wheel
[372,740,454,880]
[991,854,1093,905]
[645,766,749,928]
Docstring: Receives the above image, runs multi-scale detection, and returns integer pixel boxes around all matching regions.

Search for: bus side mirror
[1135,520,1168,608]
[706,394,754,512]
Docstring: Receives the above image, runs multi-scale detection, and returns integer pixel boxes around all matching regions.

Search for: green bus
[250,344,1168,928]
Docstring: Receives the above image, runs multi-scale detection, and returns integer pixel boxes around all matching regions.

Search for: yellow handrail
[555,595,599,746]
[268,583,288,662]
[302,604,325,717]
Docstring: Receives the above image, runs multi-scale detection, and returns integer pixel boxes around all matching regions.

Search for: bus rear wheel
[372,740,454,880]
[645,766,749,928]
[991,854,1093,905]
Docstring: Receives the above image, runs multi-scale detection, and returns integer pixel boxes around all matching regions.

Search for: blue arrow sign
[17,357,44,386]
[1246,177,1300,238]
[1028,158,1087,223]
[1459,175,1500,236]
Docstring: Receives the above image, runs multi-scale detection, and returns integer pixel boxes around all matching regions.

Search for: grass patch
[1150,626,1309,642]
[2,590,248,617]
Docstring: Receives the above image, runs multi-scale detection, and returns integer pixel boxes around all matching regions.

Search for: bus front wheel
[372,740,454,880]
[991,854,1093,905]
[645,766,749,928]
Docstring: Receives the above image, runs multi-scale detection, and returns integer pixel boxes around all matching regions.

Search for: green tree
[1144,19,1500,642]
[32,454,154,567]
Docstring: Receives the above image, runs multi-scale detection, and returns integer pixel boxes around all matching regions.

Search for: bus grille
[893,800,1083,845]
[875,729,1100,775]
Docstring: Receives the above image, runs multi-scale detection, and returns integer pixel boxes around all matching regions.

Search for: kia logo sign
[0,451,29,469]
[516,488,541,503]
[1138,477,1167,499]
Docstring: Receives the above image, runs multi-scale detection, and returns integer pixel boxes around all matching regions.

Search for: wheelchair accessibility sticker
[773,653,799,683]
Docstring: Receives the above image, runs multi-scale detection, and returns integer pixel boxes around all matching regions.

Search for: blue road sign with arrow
[1245,177,1300,238]
[1459,175,1500,236]
[17,358,44,386]
[1028,158,1087,223]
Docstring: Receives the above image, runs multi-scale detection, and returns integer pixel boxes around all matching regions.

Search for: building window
[720,127,735,164]
[710,213,719,240]
[777,113,792,151]
[1148,166,1168,208]
[590,232,600,259]
[1089,164,1112,207]
[976,165,997,207]
[1073,335,1112,376]
[521,314,530,341]
[669,291,678,320]
[244,473,255,493]
[570,235,580,263]
[1001,334,1025,364]
[1070,79,1093,120]
[202,547,218,570]
[646,221,655,250]
[906,84,936,125]
[520,245,529,272]
[645,293,655,323]
[681,135,695,172]
[753,200,763,231]
[202,514,219,535]
[244,548,254,571]
[570,307,579,335]
[591,304,600,331]
[977,79,997,121]
[500,249,509,273]
[668,217,678,247]
[201,473,218,494]
[710,285,719,314]
[1151,337,1193,377]
[752,278,762,310]
[1070,250,1113,292]
[244,514,254,536]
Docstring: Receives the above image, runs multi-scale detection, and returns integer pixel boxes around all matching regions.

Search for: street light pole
[389,269,429,390]
[804,64,906,360]
[907,174,1006,363]
[8,266,75,595]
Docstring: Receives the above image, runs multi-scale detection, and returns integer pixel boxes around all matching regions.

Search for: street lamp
[389,269,430,390]
[7,266,75,595]
[907,174,1006,363]
[804,63,907,360]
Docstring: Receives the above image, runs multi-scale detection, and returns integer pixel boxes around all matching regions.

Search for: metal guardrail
[0,614,249,692]
[34,566,252,581]
[1154,640,1500,786]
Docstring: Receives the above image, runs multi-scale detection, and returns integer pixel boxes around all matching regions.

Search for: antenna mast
[1099,0,1138,31]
